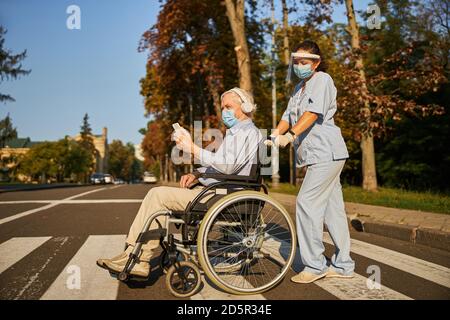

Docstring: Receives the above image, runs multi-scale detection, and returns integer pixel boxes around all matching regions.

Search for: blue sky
[0,0,372,145]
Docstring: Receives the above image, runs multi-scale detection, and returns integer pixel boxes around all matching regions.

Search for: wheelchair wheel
[197,191,296,295]
[160,250,189,274]
[166,261,202,298]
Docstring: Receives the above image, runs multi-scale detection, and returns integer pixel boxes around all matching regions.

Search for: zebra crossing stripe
[314,273,412,300]
[40,235,126,300]
[0,237,52,274]
[264,234,412,300]
[323,233,450,289]
[191,275,266,300]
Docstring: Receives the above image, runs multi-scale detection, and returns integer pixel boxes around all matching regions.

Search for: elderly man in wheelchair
[96,88,297,297]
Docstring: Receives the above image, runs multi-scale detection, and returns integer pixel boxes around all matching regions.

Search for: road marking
[314,273,412,300]
[191,276,266,300]
[0,187,108,225]
[41,235,126,300]
[0,199,142,204]
[265,234,412,300]
[323,233,450,289]
[0,237,52,274]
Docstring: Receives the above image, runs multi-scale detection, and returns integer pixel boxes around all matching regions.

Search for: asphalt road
[0,184,449,300]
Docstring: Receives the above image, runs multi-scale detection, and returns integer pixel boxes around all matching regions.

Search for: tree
[18,138,91,183]
[343,0,378,191]
[0,26,31,103]
[138,0,267,169]
[223,0,253,92]
[78,113,96,177]
[108,140,137,182]
[0,114,17,147]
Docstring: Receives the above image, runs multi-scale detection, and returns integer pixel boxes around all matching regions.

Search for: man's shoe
[96,252,127,269]
[325,269,354,279]
[102,248,152,278]
[291,271,326,284]
[96,247,131,269]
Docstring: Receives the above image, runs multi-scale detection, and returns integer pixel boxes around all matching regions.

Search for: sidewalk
[270,192,450,252]
[0,183,87,193]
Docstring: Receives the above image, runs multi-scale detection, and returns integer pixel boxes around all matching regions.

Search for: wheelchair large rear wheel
[197,191,296,295]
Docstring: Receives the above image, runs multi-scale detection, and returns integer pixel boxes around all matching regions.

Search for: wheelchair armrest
[198,173,258,183]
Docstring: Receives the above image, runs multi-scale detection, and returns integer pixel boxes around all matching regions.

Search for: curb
[0,183,89,193]
[349,217,450,252]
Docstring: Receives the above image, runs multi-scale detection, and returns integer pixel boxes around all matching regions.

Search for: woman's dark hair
[294,40,327,72]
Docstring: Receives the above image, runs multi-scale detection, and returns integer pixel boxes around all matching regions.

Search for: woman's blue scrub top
[281,71,349,168]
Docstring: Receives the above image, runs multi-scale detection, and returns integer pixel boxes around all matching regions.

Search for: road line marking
[0,187,108,225]
[323,233,450,289]
[191,276,266,300]
[0,199,142,204]
[314,273,412,300]
[0,237,52,274]
[41,235,125,300]
[109,185,124,190]
[265,234,412,300]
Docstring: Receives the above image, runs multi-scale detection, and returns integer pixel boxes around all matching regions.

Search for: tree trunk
[281,0,290,71]
[344,0,378,191]
[223,0,253,92]
[360,133,377,191]
[206,75,223,129]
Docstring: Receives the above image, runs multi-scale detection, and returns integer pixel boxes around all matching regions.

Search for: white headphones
[222,87,256,113]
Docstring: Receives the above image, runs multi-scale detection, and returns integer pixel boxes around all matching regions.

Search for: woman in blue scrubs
[269,40,355,283]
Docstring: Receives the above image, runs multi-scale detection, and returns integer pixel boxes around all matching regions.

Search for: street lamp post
[271,0,280,188]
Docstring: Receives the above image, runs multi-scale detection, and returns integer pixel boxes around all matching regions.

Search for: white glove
[274,132,295,148]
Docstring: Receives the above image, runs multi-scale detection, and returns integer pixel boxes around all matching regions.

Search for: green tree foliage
[0,26,31,103]
[0,113,17,147]
[78,113,96,176]
[18,138,92,183]
[108,140,142,182]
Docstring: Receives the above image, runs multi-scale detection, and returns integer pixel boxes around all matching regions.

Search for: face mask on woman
[222,109,238,128]
[294,63,314,79]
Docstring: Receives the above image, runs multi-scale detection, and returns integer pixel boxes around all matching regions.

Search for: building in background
[134,143,144,162]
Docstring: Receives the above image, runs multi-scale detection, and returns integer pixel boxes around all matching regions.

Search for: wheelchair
[115,151,297,298]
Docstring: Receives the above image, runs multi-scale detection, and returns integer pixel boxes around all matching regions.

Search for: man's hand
[175,134,194,153]
[263,130,280,147]
[180,173,198,188]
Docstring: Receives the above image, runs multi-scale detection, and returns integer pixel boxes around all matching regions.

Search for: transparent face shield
[286,52,321,83]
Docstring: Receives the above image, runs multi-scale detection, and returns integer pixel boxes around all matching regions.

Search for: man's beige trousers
[126,186,206,253]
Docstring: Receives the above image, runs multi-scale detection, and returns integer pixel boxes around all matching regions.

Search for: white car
[143,172,157,184]
[104,174,114,184]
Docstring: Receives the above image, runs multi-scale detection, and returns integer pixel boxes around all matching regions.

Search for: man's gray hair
[221,88,256,116]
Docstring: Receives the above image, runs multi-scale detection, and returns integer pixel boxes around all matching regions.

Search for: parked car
[104,174,114,184]
[143,172,157,184]
[113,178,125,185]
[90,173,105,184]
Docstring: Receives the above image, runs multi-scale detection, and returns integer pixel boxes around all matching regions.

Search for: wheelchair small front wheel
[160,250,189,274]
[166,261,202,298]
[118,272,128,282]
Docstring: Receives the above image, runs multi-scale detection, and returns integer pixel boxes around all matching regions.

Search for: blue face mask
[222,109,238,128]
[294,63,314,79]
